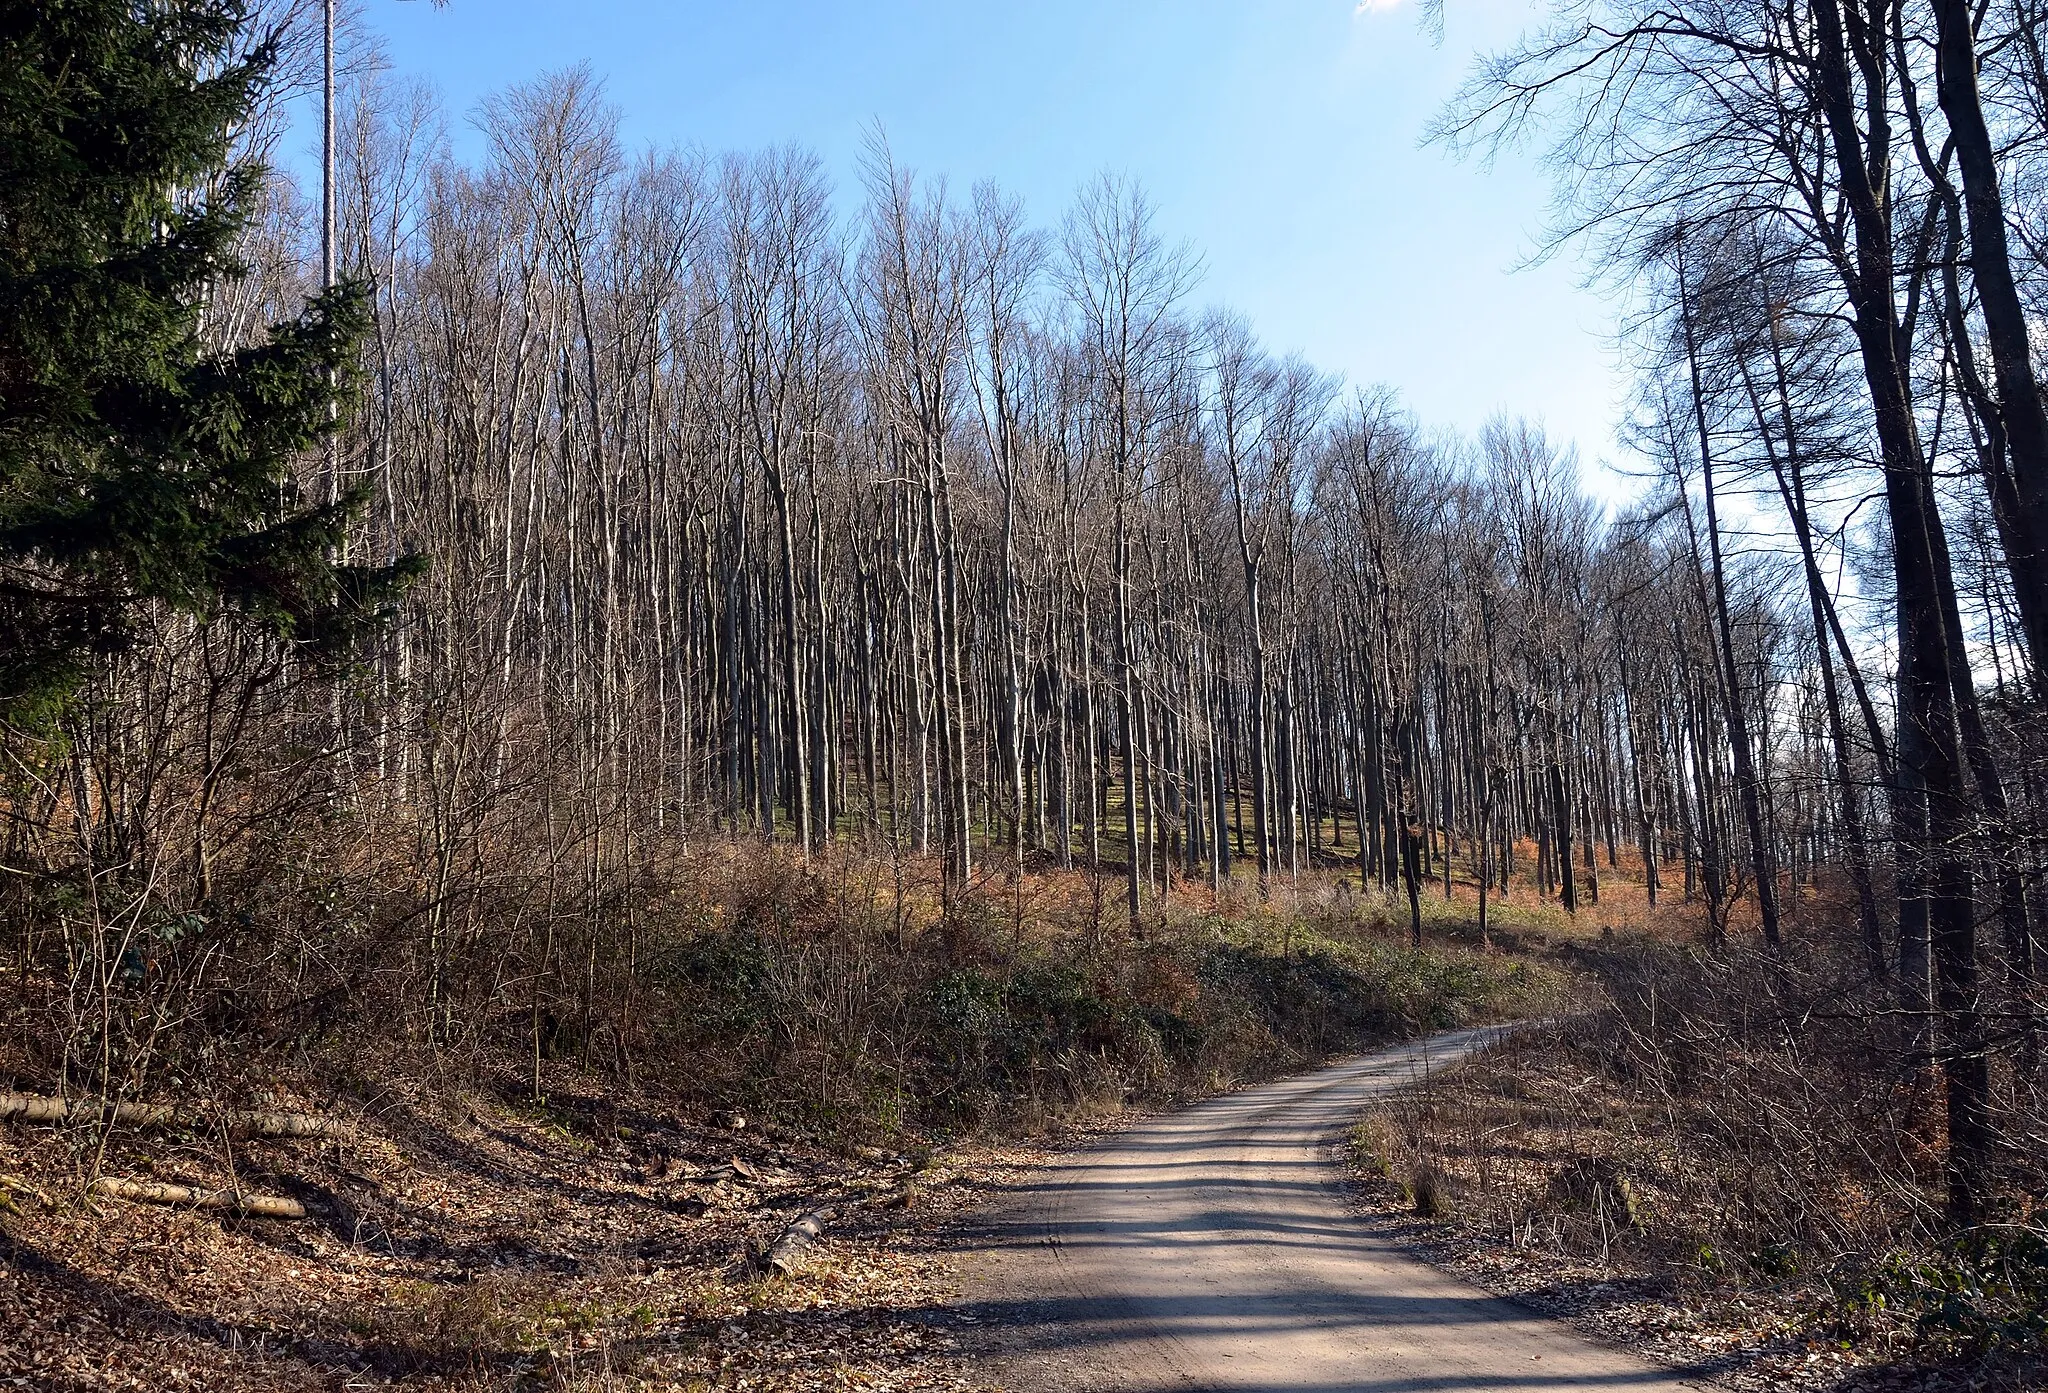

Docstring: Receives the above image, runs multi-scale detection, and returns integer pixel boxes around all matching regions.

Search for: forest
[1,1,2045,1390]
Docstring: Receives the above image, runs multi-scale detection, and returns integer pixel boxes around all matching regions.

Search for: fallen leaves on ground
[0,1072,1023,1391]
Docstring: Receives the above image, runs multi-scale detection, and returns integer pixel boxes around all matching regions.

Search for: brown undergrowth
[1350,933,2048,1392]
[0,844,1573,1389]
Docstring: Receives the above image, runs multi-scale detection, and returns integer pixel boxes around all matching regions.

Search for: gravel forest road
[957,1026,1704,1393]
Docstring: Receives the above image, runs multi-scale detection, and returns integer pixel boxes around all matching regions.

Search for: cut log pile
[0,1093,341,1138]
[2,1093,340,1219]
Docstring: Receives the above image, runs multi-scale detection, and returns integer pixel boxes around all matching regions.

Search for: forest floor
[0,1060,1030,1391]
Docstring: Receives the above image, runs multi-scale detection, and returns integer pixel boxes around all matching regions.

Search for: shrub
[1824,1223,2048,1360]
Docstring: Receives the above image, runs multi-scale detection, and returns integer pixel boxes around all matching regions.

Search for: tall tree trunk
[1930,0,2048,686]
[1677,241,1781,946]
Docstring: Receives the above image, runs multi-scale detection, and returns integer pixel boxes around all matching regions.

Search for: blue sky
[333,0,1630,484]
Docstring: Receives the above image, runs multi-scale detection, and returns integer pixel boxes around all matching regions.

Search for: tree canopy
[0,0,416,723]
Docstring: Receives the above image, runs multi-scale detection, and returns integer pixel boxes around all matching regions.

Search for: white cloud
[1354,0,1406,13]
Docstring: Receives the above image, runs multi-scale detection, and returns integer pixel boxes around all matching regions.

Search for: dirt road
[957,1026,1701,1392]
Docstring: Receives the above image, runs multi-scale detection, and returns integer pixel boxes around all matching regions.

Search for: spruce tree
[0,0,418,723]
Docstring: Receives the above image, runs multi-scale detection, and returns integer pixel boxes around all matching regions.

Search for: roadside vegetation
[1354,917,2048,1392]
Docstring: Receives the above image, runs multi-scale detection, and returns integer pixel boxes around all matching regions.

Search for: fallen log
[763,1207,833,1275]
[0,1095,171,1127]
[87,1177,308,1219]
[0,1094,340,1138]
[223,1110,340,1139]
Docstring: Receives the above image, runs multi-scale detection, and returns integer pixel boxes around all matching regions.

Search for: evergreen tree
[0,0,418,723]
